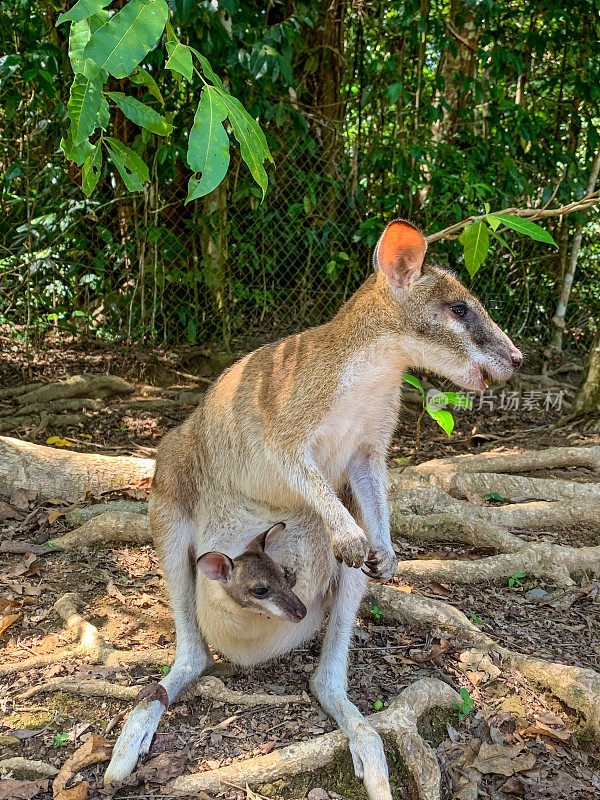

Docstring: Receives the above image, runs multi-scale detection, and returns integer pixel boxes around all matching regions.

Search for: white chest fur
[310,336,405,484]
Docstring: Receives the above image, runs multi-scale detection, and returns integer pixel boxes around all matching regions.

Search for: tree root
[0,436,154,501]
[368,585,600,738]
[394,470,600,502]
[404,444,600,475]
[395,542,600,587]
[391,485,600,532]
[0,397,102,419]
[390,511,525,553]
[52,512,151,549]
[16,375,134,406]
[15,676,309,708]
[0,757,58,778]
[0,593,170,675]
[167,678,459,800]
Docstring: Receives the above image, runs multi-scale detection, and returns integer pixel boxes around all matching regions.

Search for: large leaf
[426,407,455,437]
[218,93,270,198]
[83,0,168,79]
[107,92,172,135]
[57,0,111,25]
[130,67,163,104]
[60,132,94,167]
[67,71,103,145]
[68,12,109,77]
[82,140,103,197]
[104,137,149,191]
[487,214,557,246]
[165,40,193,83]
[459,221,489,278]
[186,87,230,201]
[402,372,426,403]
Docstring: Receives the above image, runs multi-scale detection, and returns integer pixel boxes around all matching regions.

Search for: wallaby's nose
[294,602,307,620]
[510,352,523,369]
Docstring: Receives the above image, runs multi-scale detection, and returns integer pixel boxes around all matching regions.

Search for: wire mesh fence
[1,116,598,355]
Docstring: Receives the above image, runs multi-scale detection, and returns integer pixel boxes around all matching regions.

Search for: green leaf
[165,40,193,83]
[459,221,489,278]
[107,91,172,135]
[218,93,270,199]
[402,372,426,402]
[190,48,225,90]
[186,86,230,201]
[82,140,103,196]
[57,0,111,25]
[60,132,94,167]
[488,226,515,256]
[68,12,109,76]
[104,136,149,191]
[426,407,455,437]
[491,214,557,246]
[83,0,168,79]
[130,66,163,104]
[486,214,501,231]
[67,71,103,145]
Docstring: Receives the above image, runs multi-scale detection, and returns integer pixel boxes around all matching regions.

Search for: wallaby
[196,522,307,623]
[105,220,522,799]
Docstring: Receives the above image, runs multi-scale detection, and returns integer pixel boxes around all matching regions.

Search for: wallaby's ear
[373,219,427,289]
[246,522,286,554]
[197,552,234,583]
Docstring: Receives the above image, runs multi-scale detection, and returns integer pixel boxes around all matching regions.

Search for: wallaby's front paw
[362,545,397,582]
[332,524,370,569]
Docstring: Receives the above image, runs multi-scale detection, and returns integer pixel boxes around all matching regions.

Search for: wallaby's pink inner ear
[264,522,286,551]
[374,219,427,289]
[197,552,233,583]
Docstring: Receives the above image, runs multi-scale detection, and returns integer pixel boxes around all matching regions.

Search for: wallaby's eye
[450,303,468,318]
[252,586,270,598]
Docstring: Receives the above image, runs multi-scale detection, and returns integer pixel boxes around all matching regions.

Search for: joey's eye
[450,303,468,318]
[252,586,269,598]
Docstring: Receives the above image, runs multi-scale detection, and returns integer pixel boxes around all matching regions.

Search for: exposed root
[391,485,600,532]
[16,375,134,406]
[0,436,154,501]
[395,542,600,587]
[391,512,525,553]
[15,676,309,708]
[369,585,600,738]
[52,512,151,549]
[0,593,170,675]
[394,470,600,502]
[0,757,58,778]
[167,678,459,800]
[404,444,600,475]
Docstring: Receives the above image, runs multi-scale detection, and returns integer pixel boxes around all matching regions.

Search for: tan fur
[105,220,522,793]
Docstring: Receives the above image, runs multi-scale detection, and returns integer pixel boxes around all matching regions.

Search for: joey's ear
[373,219,427,289]
[246,522,286,554]
[197,552,234,583]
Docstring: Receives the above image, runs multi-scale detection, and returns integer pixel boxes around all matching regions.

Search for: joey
[197,523,306,622]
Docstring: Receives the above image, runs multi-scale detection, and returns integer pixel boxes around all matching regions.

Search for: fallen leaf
[10,488,30,511]
[54,781,88,800]
[499,776,525,795]
[52,734,111,795]
[473,742,536,777]
[48,509,66,524]
[132,751,188,783]
[0,779,49,800]
[519,721,571,741]
[46,436,72,448]
[258,741,275,754]
[0,612,21,635]
[0,500,25,521]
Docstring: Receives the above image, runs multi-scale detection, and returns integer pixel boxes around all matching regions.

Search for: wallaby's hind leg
[104,517,211,785]
[310,566,391,800]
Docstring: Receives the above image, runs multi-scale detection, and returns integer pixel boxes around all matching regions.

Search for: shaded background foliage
[1,0,599,353]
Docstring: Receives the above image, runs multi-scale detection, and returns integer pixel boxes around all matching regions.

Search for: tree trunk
[550,148,600,351]
[573,329,600,414]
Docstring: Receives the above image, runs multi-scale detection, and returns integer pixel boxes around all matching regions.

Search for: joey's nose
[510,352,523,369]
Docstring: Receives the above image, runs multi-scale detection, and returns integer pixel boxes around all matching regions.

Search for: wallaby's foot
[332,523,370,569]
[104,699,165,785]
[349,723,392,800]
[362,544,397,581]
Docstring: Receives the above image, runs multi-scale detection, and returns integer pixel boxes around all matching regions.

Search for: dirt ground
[1,342,599,800]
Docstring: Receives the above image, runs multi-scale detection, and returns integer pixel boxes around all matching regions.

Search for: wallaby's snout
[372,220,524,391]
[197,522,307,623]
